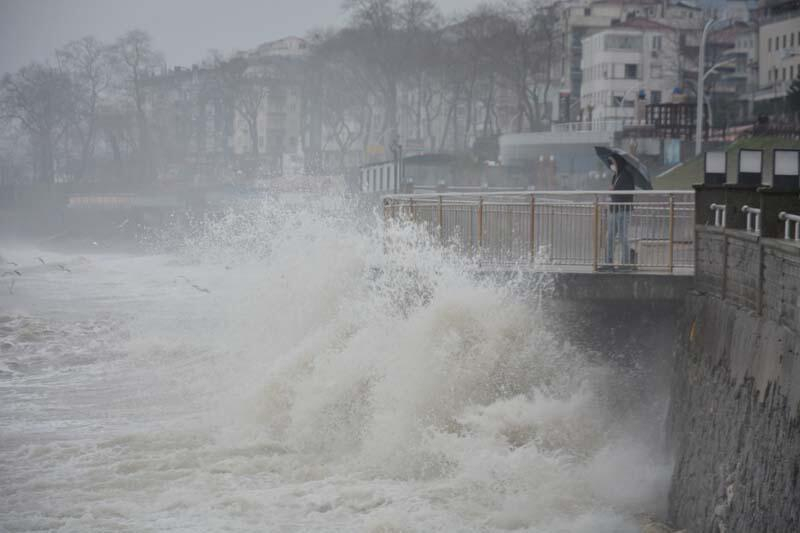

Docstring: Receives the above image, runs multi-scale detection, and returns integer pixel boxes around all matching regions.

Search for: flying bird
[36,257,45,265]
[3,270,21,277]
[57,264,71,273]
[176,276,210,294]
[4,261,18,267]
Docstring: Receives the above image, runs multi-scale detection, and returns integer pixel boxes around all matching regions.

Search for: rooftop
[616,17,677,31]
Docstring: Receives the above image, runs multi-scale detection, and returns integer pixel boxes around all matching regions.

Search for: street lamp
[695,18,728,156]
[738,149,763,186]
[773,149,800,190]
[704,151,727,185]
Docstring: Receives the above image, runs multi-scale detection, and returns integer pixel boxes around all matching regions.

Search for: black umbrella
[594,146,653,190]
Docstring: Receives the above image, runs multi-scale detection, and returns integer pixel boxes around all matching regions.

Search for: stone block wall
[668,227,800,532]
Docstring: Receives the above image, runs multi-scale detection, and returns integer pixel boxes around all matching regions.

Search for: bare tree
[111,30,164,183]
[0,64,74,184]
[342,0,440,147]
[56,36,112,181]
[496,1,561,132]
[216,57,270,156]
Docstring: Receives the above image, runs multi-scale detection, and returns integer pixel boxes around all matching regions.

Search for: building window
[624,64,639,79]
[584,7,591,16]
[651,90,662,105]
[652,35,662,50]
[791,65,795,80]
[792,33,795,47]
[651,63,663,78]
[783,35,787,49]
[768,37,772,52]
[605,34,643,50]
[783,67,787,80]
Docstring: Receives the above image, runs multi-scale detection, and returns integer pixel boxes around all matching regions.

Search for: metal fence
[383,190,695,272]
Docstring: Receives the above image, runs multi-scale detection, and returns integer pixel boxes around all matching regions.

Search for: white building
[755,13,800,108]
[580,18,681,125]
[230,37,307,164]
[720,24,759,122]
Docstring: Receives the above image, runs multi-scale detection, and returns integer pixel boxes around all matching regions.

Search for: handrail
[710,203,727,228]
[779,211,800,241]
[742,205,761,235]
[384,190,693,200]
[384,191,694,272]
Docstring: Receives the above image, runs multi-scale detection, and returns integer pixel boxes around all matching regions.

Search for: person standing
[606,155,634,267]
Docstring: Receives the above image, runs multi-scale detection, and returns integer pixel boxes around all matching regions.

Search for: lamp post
[695,19,736,155]
[695,19,716,156]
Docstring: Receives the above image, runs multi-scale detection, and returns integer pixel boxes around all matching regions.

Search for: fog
[0,0,486,75]
[0,0,765,531]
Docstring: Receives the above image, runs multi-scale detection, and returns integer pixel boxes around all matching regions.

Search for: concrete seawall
[667,227,800,532]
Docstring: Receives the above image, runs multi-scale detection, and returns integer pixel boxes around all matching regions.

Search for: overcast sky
[0,0,485,76]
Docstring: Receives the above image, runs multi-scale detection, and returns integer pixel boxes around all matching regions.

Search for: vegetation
[655,136,800,190]
[0,0,564,185]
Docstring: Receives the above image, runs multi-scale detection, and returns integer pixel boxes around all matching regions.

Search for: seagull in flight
[176,276,210,294]
[36,257,45,265]
[57,264,71,273]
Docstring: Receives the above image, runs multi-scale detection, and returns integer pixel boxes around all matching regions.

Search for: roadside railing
[742,205,762,235]
[383,190,695,272]
[779,211,800,241]
[710,204,727,228]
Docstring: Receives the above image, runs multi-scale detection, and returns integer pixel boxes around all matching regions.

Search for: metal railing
[383,190,695,272]
[710,203,727,228]
[779,211,800,241]
[742,205,762,235]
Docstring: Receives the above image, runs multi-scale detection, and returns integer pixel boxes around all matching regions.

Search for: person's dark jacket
[610,163,634,206]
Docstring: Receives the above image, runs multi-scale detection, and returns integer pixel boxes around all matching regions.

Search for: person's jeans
[606,206,631,264]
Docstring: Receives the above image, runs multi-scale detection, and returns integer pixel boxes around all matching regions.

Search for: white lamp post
[695,19,722,156]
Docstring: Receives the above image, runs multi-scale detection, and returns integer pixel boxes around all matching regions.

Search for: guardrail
[779,211,800,241]
[383,190,694,272]
[710,204,727,228]
[742,205,761,235]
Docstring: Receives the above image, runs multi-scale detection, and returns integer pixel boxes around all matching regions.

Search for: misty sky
[0,0,485,76]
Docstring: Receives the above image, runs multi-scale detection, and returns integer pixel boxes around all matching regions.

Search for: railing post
[668,194,675,273]
[757,239,763,316]
[410,197,415,221]
[593,195,599,271]
[477,196,484,253]
[438,195,444,243]
[722,233,728,300]
[529,194,536,264]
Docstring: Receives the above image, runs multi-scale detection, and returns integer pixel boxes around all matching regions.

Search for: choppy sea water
[0,195,672,532]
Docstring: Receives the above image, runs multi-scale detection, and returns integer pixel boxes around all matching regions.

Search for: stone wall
[668,227,800,532]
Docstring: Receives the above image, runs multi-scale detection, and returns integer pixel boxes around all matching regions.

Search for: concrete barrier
[667,226,800,532]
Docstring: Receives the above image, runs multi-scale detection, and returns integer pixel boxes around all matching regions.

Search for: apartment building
[580,18,681,123]
[755,12,800,111]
